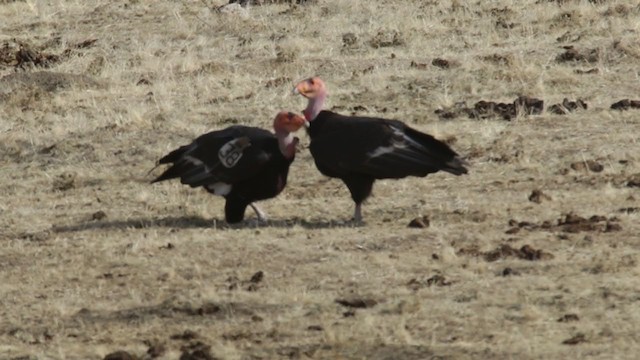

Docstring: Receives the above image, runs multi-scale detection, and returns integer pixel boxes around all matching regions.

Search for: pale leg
[250,203,268,222]
[353,203,363,223]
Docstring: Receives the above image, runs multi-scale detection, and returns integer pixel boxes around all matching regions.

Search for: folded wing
[152,126,274,187]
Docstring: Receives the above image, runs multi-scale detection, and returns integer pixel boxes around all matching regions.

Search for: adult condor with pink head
[151,111,306,224]
[293,77,468,223]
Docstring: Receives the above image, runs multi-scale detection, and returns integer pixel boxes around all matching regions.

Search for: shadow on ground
[51,215,364,233]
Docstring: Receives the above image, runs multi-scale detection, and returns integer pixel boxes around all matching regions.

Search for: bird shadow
[52,215,364,233]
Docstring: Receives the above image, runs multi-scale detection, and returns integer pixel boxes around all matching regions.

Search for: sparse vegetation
[1,1,639,359]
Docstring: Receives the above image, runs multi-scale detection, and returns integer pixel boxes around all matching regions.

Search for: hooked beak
[289,114,307,132]
[303,120,310,129]
[292,81,310,97]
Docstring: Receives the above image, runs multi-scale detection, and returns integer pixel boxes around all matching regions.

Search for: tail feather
[402,126,469,174]
[151,161,189,183]
[442,156,469,176]
[150,144,195,184]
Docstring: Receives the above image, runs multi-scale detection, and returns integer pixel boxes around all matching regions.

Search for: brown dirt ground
[1,1,640,359]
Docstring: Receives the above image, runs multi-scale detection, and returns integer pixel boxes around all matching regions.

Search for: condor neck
[303,93,326,122]
[276,131,296,159]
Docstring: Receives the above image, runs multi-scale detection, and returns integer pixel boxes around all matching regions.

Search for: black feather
[307,110,468,207]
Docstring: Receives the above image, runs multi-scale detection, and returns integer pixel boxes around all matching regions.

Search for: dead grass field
[1,0,640,359]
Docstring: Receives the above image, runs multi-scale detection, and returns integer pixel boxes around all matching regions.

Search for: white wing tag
[218,137,251,168]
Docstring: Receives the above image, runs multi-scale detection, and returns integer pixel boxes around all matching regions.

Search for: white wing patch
[367,126,412,158]
[392,126,427,150]
[207,182,232,196]
[218,137,251,168]
[367,145,396,158]
[184,155,204,166]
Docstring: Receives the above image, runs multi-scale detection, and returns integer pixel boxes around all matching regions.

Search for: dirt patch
[407,274,453,290]
[481,53,514,66]
[548,98,587,114]
[432,58,459,69]
[226,270,265,291]
[506,213,622,234]
[556,46,600,63]
[229,0,313,5]
[0,38,98,70]
[562,333,588,345]
[369,29,404,48]
[170,330,199,341]
[335,296,378,309]
[0,71,102,97]
[574,68,599,74]
[529,189,552,204]
[458,244,554,262]
[103,351,137,360]
[558,314,580,322]
[501,267,520,276]
[570,159,604,173]
[627,174,640,187]
[180,341,217,360]
[52,172,77,192]
[435,96,544,120]
[143,339,166,359]
[610,99,640,110]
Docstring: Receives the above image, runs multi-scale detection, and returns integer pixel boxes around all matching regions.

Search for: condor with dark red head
[152,111,306,223]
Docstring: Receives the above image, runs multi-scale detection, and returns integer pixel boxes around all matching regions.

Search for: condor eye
[309,78,315,85]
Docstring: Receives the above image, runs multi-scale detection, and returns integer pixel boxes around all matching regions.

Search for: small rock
[249,271,264,283]
[136,78,151,86]
[217,3,249,18]
[342,33,358,47]
[627,174,640,187]
[343,310,356,317]
[196,303,221,316]
[409,60,428,70]
[160,242,175,250]
[605,222,622,232]
[426,274,452,286]
[335,297,377,308]
[558,314,580,322]
[144,340,166,359]
[562,333,587,345]
[556,46,599,63]
[92,210,107,220]
[570,160,603,173]
[574,68,598,74]
[369,29,404,48]
[9,356,39,360]
[53,172,76,191]
[408,216,430,228]
[103,351,138,360]
[170,330,199,341]
[501,267,520,276]
[529,189,551,204]
[432,58,457,69]
[180,341,215,360]
[307,325,323,331]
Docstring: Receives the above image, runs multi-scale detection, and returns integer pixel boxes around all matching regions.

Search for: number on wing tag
[218,137,250,168]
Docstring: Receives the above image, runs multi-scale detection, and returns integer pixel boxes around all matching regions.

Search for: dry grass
[1,0,640,359]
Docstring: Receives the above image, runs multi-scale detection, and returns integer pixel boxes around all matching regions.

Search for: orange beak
[292,80,311,98]
[286,113,306,132]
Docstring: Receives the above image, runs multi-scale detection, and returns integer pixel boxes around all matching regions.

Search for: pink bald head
[293,76,327,121]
